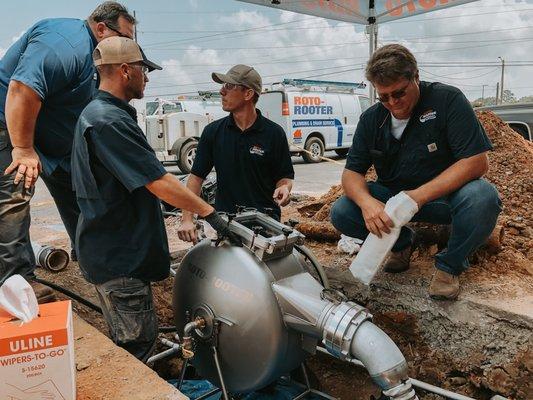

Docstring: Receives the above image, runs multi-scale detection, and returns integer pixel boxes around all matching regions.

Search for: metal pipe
[316,347,476,400]
[146,338,182,364]
[31,242,69,272]
[184,317,205,337]
[212,346,229,400]
[146,347,180,364]
[349,321,408,390]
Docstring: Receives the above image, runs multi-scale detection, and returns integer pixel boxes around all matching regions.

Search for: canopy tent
[237,0,478,100]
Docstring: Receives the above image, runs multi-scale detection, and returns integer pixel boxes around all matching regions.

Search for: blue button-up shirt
[0,18,98,175]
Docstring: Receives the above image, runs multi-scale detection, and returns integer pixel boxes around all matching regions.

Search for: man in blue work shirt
[0,2,135,300]
[331,44,502,300]
[72,37,237,361]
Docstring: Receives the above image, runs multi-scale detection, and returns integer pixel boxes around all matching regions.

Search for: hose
[34,277,102,313]
[294,244,330,289]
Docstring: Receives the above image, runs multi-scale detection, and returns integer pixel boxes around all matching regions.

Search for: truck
[257,79,371,162]
[476,102,533,141]
[144,93,227,173]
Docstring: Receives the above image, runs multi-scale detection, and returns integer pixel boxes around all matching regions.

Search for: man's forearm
[5,81,42,147]
[181,174,205,222]
[407,152,489,206]
[342,169,373,207]
[146,173,212,217]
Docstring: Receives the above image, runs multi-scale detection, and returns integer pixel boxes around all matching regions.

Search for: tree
[518,95,533,103]
[501,90,517,104]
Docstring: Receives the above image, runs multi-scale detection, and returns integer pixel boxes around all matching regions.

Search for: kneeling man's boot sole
[383,245,412,273]
[429,269,460,300]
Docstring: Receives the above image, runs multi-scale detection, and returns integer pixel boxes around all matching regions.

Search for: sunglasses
[222,82,249,91]
[104,23,132,39]
[131,64,149,75]
[376,81,411,103]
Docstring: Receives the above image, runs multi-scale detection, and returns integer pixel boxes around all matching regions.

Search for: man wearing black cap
[71,37,239,361]
[178,64,294,243]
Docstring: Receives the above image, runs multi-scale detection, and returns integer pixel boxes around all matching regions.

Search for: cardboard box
[0,300,75,400]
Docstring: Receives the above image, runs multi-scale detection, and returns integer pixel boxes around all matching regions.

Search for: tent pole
[368,0,377,103]
[368,22,378,102]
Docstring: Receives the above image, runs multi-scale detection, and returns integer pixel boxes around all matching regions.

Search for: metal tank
[173,211,417,399]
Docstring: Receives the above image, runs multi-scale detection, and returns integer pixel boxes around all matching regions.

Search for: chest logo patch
[419,110,437,123]
[250,145,265,156]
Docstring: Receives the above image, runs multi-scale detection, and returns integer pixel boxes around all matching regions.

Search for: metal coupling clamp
[322,302,372,360]
[383,380,418,400]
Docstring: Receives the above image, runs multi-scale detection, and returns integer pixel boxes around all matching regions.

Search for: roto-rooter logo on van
[293,96,333,115]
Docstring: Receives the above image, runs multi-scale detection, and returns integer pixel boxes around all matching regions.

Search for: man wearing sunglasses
[331,44,501,300]
[71,37,238,361]
[0,2,135,301]
[178,64,294,243]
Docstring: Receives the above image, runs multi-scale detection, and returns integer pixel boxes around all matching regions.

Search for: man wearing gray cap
[71,37,240,361]
[178,64,294,243]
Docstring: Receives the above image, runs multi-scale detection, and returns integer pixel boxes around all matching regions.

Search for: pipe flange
[322,302,372,360]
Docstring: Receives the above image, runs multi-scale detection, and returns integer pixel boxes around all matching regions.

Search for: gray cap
[212,64,262,96]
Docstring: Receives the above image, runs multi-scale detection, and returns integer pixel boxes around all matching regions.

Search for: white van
[145,93,227,173]
[257,79,370,162]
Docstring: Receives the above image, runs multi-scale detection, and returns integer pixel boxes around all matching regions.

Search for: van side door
[339,94,360,147]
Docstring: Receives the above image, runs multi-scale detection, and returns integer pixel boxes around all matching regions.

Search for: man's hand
[360,197,394,238]
[178,220,198,243]
[4,146,41,189]
[273,185,291,206]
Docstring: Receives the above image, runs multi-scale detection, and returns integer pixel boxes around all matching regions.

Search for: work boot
[29,281,56,304]
[429,269,460,300]
[383,245,413,273]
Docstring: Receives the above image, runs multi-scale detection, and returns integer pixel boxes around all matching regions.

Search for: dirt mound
[287,111,532,277]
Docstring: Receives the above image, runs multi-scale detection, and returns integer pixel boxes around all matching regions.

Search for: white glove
[0,275,39,323]
[337,234,363,256]
[384,191,419,227]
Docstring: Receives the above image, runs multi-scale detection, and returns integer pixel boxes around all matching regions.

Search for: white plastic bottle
[349,192,418,285]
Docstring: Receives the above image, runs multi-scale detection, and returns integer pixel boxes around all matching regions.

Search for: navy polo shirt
[0,18,98,175]
[191,110,294,220]
[71,91,169,285]
[346,81,492,192]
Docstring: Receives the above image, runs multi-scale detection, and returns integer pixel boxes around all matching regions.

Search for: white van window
[359,96,371,112]
[146,101,158,116]
[162,103,183,114]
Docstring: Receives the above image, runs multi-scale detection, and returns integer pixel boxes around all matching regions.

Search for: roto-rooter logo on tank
[293,96,333,115]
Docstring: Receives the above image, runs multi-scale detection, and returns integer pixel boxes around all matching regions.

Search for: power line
[145,36,533,52]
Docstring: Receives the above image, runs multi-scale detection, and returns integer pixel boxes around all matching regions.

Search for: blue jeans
[331,180,502,275]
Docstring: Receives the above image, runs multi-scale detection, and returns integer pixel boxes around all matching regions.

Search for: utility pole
[498,56,505,104]
[481,84,488,106]
[133,10,138,42]
[495,82,500,105]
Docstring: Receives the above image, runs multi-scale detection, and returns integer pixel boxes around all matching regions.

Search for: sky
[1,0,532,106]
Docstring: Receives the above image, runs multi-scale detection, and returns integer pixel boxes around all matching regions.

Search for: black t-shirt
[346,81,492,192]
[191,110,294,220]
[71,90,169,285]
